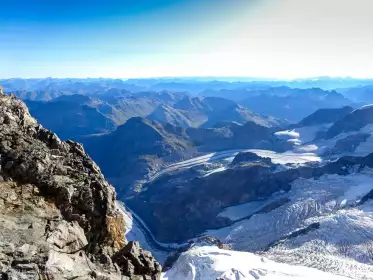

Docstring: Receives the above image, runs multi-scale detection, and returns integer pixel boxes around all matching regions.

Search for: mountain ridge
[0,90,161,279]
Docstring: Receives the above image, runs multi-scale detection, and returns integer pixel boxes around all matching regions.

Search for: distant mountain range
[23,92,286,139]
[202,87,355,122]
[3,77,373,95]
[5,79,362,124]
[337,85,373,103]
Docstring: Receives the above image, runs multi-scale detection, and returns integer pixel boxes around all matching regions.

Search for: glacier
[205,167,373,279]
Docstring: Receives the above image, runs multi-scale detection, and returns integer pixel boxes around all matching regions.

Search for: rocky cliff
[0,89,161,279]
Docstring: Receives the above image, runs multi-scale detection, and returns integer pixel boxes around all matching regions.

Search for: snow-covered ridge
[358,104,373,110]
[161,246,350,280]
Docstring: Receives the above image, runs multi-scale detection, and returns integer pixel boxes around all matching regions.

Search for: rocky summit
[0,91,161,279]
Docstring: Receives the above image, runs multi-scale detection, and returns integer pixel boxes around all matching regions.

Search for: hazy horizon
[2,0,373,79]
[3,76,373,81]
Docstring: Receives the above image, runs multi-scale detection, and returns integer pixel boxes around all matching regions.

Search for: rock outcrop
[230,151,273,167]
[0,92,161,279]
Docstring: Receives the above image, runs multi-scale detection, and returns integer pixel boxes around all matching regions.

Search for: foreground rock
[0,91,161,279]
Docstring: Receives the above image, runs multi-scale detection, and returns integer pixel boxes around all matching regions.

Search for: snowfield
[161,246,350,280]
[205,167,373,279]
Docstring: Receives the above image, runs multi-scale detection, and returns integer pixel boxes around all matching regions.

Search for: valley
[2,78,373,279]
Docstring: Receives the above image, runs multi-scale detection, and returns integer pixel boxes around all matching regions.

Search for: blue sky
[1,0,373,78]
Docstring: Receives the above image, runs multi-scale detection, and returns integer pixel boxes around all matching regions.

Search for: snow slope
[161,246,350,280]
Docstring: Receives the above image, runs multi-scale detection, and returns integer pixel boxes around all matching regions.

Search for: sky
[1,0,373,79]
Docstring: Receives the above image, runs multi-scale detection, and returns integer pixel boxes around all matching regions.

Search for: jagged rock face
[0,92,161,279]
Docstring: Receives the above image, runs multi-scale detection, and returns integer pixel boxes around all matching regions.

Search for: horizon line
[2,75,373,81]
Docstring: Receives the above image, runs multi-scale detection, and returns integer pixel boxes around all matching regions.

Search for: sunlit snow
[161,246,350,280]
